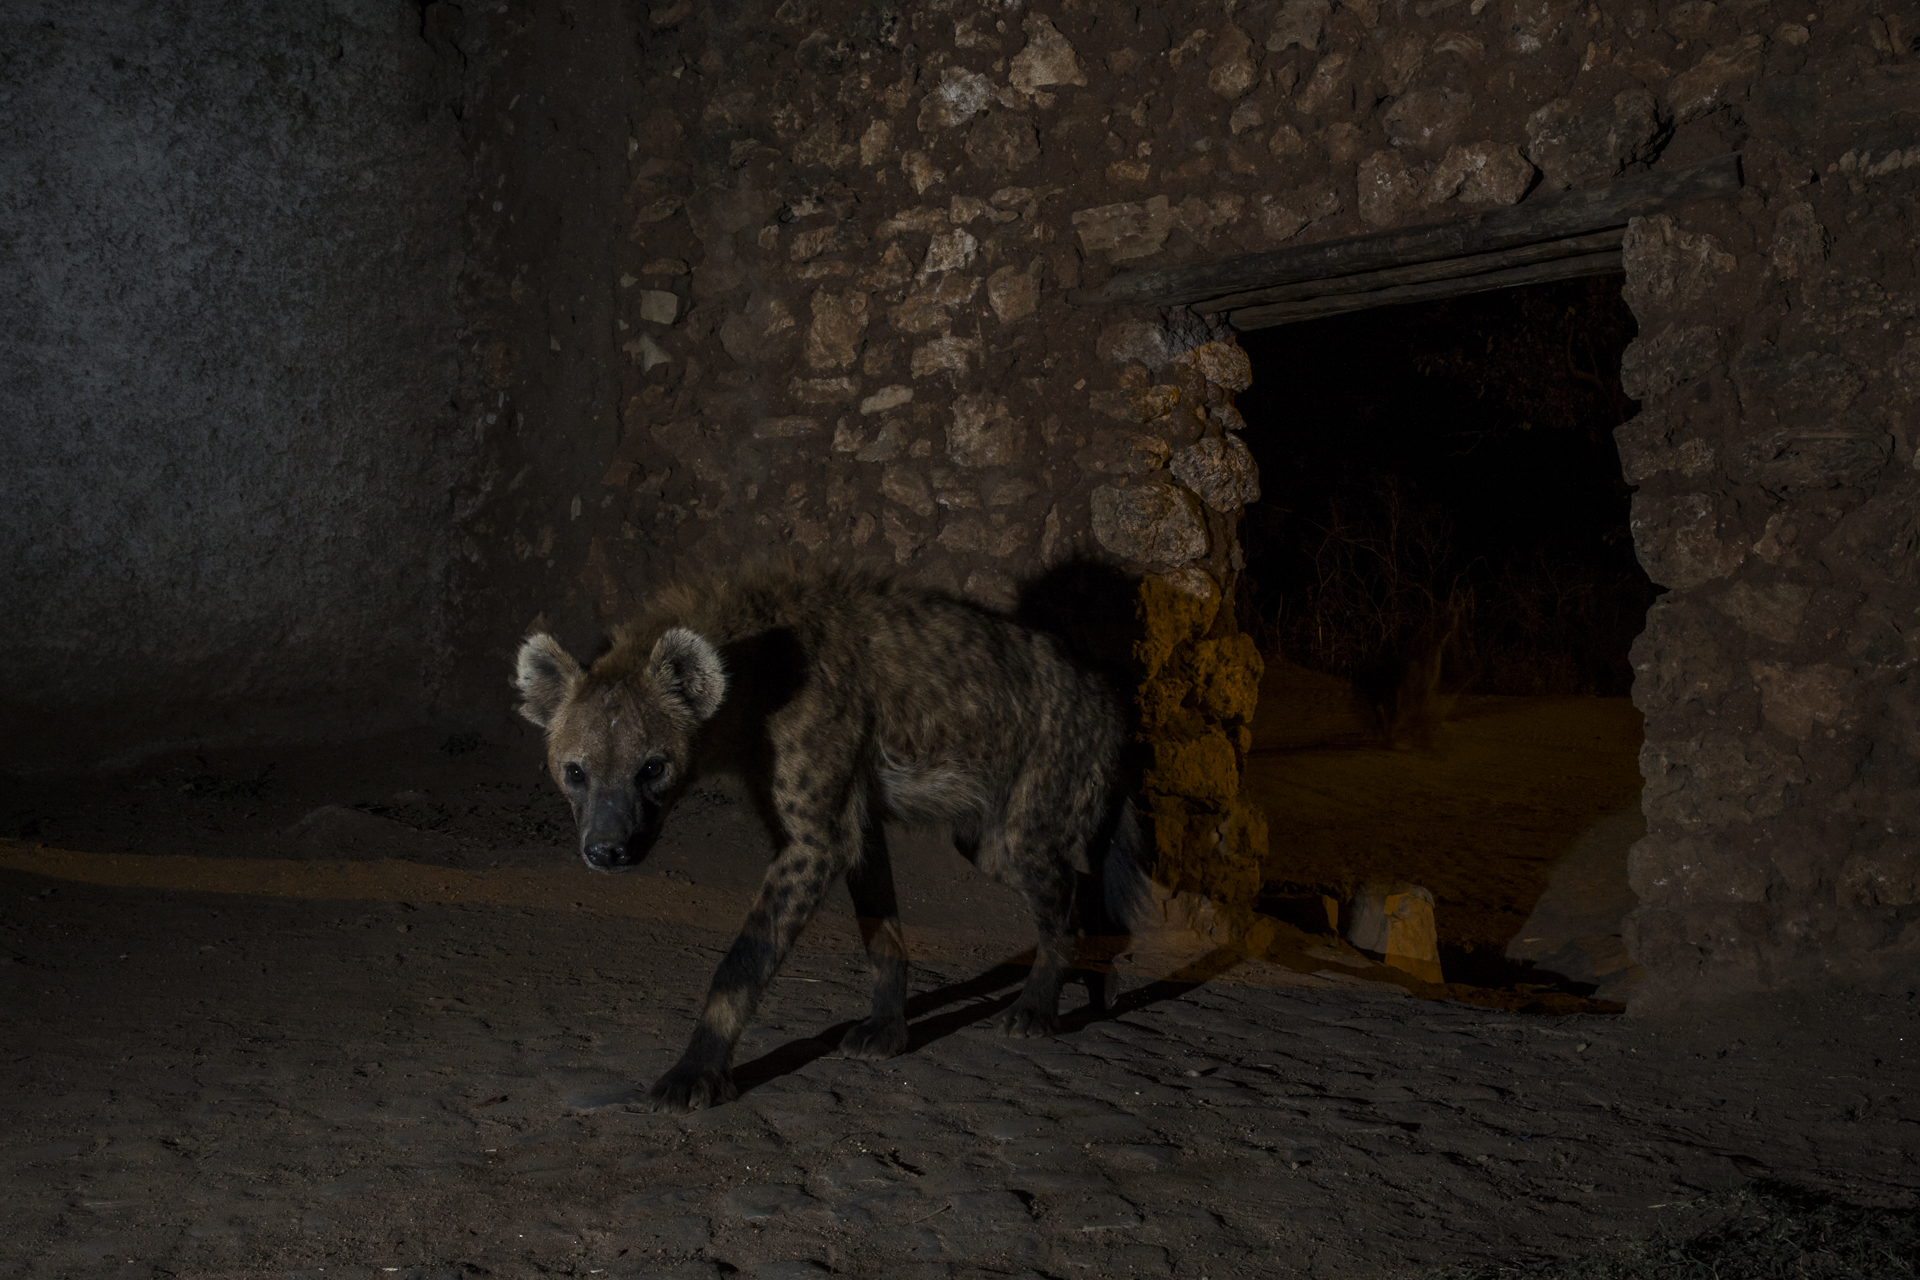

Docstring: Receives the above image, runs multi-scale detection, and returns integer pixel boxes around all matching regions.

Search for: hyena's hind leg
[992,823,1080,1038]
[839,813,909,1059]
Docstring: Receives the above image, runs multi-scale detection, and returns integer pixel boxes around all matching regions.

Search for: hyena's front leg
[839,817,908,1060]
[646,788,860,1112]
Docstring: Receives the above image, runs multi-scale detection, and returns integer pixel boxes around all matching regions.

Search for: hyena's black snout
[579,791,658,872]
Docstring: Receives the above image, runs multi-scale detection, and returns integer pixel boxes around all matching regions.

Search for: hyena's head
[511,627,728,872]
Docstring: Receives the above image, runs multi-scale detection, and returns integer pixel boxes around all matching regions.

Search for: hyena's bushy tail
[1093,796,1152,935]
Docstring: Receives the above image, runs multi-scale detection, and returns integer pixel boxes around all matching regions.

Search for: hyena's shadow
[728,945,1245,1097]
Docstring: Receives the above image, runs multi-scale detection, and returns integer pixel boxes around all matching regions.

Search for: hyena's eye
[563,762,586,788]
[638,758,666,783]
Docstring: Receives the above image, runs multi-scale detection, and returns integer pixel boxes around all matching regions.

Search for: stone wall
[456,0,1919,998]
[0,1,469,770]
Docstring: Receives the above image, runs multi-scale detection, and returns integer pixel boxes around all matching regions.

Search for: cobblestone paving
[4,863,1916,1280]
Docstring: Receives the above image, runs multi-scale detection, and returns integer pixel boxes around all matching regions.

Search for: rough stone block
[1343,881,1442,983]
[1133,569,1221,679]
[1010,13,1087,93]
[1090,481,1209,567]
[1144,732,1239,805]
[1667,35,1764,123]
[1426,141,1535,206]
[1525,91,1659,190]
[1170,434,1260,512]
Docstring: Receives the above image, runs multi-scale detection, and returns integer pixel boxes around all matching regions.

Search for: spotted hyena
[512,567,1146,1112]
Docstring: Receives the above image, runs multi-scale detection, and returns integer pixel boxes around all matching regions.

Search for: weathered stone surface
[1072,197,1176,261]
[890,275,979,335]
[804,288,868,371]
[1187,341,1253,392]
[859,384,912,415]
[1524,91,1659,190]
[1344,881,1442,984]
[964,113,1040,177]
[1668,35,1764,122]
[919,66,992,131]
[788,222,865,263]
[1838,848,1920,906]
[1749,661,1860,739]
[1710,581,1812,646]
[718,293,796,365]
[1614,409,1714,484]
[1010,13,1087,93]
[1192,632,1264,722]
[986,264,1039,323]
[789,376,857,404]
[1357,151,1425,226]
[1208,26,1259,99]
[637,289,679,324]
[1640,730,1807,832]
[919,227,978,277]
[948,394,1017,467]
[1621,215,1735,320]
[1383,87,1473,151]
[1619,324,1717,399]
[881,464,934,516]
[858,119,891,167]
[1144,731,1239,804]
[1769,203,1828,279]
[1726,423,1891,491]
[900,151,945,194]
[1090,481,1209,566]
[751,415,818,439]
[1096,320,1177,370]
[1295,52,1350,115]
[1730,342,1864,420]
[1267,0,1330,50]
[1170,435,1261,512]
[911,335,978,378]
[1074,430,1171,475]
[936,513,1028,557]
[1631,491,1745,590]
[1135,569,1222,678]
[1258,195,1308,241]
[1426,141,1535,205]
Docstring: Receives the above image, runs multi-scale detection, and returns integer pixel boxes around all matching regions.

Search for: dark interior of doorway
[1232,274,1656,1002]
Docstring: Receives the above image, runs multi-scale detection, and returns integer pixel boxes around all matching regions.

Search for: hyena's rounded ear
[513,633,584,728]
[648,627,728,723]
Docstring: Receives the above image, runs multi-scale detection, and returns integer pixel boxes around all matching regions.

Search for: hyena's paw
[839,1013,908,1060]
[645,1064,737,1113]
[993,1000,1059,1038]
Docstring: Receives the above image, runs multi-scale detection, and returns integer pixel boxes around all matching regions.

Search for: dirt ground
[3,715,1916,1279]
[1242,662,1648,1003]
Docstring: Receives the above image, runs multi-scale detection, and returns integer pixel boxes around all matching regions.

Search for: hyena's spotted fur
[513,567,1146,1112]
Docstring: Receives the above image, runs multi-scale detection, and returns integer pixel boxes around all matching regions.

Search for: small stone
[1075,431,1171,475]
[911,335,978,378]
[1667,35,1764,123]
[1267,0,1330,50]
[1187,340,1253,392]
[1258,195,1308,241]
[622,336,671,370]
[790,376,858,405]
[900,151,945,194]
[1267,124,1305,156]
[1229,101,1265,134]
[1619,324,1717,399]
[918,66,993,131]
[1095,320,1176,370]
[987,264,1039,323]
[965,113,1040,177]
[1010,13,1088,93]
[948,394,1017,466]
[1208,26,1260,99]
[1525,90,1659,190]
[1170,434,1260,511]
[1383,86,1473,151]
[751,416,818,439]
[1090,480,1209,565]
[881,465,935,516]
[804,288,869,371]
[859,119,892,167]
[919,227,979,276]
[638,289,679,324]
[1357,150,1425,226]
[1769,202,1827,280]
[1294,51,1350,115]
[1426,141,1535,206]
[1343,881,1442,984]
[1621,215,1735,320]
[1072,196,1177,261]
[788,222,866,263]
[860,385,913,415]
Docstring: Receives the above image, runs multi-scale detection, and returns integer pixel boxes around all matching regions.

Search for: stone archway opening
[1231,274,1654,1004]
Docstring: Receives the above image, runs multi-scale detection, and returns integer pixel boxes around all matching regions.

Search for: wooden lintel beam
[1227,250,1626,330]
[1066,153,1741,310]
[1192,228,1624,314]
